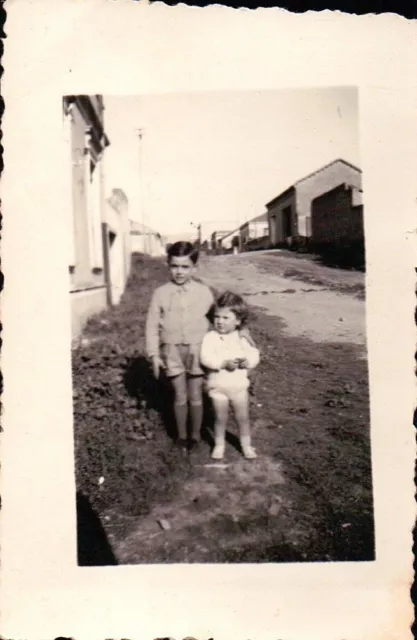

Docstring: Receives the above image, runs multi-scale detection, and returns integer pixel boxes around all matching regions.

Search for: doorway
[283,205,292,239]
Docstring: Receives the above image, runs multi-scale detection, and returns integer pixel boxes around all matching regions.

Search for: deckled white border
[2,1,417,639]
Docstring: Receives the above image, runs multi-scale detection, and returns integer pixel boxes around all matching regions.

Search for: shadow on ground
[123,354,216,446]
[76,492,117,566]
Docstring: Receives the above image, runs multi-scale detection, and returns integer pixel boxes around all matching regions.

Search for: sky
[103,88,360,241]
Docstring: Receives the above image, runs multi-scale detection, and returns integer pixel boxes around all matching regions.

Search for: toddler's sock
[174,403,188,440]
[190,403,203,442]
[240,435,257,459]
[211,434,225,460]
[211,443,225,460]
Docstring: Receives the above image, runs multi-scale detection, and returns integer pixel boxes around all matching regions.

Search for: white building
[104,189,132,306]
[196,220,239,250]
[130,220,166,257]
[218,227,241,253]
[239,212,269,250]
[266,159,362,246]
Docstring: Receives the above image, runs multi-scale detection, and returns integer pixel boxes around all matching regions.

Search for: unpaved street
[197,250,366,351]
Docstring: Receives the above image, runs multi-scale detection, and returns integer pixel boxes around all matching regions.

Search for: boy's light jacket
[146,279,214,358]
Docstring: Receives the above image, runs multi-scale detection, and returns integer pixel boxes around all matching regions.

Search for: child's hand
[223,359,238,371]
[151,356,164,379]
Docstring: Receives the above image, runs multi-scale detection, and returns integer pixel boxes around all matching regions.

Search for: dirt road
[197,250,366,351]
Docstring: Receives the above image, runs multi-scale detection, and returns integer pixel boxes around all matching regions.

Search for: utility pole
[137,128,147,254]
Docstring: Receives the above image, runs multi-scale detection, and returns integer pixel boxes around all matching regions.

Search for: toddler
[200,291,260,460]
[146,241,214,452]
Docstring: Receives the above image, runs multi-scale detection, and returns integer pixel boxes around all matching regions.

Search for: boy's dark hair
[213,290,249,326]
[167,241,199,265]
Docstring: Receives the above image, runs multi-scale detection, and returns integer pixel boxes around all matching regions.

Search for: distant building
[311,182,364,246]
[266,159,362,247]
[63,95,132,338]
[211,229,235,253]
[130,220,166,257]
[197,221,239,251]
[218,228,241,253]
[239,212,269,251]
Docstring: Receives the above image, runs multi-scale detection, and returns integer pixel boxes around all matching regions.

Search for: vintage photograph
[66,88,374,566]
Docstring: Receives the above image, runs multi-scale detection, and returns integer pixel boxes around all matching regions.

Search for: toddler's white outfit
[200,330,260,399]
[200,330,260,460]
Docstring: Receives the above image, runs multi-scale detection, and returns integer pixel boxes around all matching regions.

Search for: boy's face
[214,307,240,334]
[168,255,196,286]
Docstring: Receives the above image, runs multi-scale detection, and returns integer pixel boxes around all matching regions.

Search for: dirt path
[197,251,366,351]
[116,453,289,564]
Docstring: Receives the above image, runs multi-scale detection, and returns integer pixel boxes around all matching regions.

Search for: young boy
[145,241,214,452]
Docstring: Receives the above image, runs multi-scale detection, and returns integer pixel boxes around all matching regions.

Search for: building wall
[267,191,297,246]
[130,232,166,256]
[240,220,269,247]
[63,95,110,339]
[104,189,132,306]
[250,220,269,239]
[71,288,108,338]
[296,161,362,237]
[311,184,364,245]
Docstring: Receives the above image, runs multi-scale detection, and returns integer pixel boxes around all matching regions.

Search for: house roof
[242,211,268,226]
[130,219,163,238]
[219,228,240,242]
[294,158,361,185]
[265,158,362,209]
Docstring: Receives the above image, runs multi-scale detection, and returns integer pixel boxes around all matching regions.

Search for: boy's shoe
[189,439,202,454]
[173,438,188,452]
[242,445,257,460]
[211,444,225,460]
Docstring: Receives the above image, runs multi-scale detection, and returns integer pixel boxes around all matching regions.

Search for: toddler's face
[168,255,195,285]
[214,306,240,334]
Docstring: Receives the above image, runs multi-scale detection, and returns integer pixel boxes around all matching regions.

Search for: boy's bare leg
[171,373,188,441]
[188,375,204,443]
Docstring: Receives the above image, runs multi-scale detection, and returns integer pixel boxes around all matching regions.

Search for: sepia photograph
[67,88,374,566]
[4,2,417,637]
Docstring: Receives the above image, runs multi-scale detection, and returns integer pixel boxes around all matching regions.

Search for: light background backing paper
[2,1,417,638]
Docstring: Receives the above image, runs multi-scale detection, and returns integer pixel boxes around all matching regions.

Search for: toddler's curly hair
[211,290,249,327]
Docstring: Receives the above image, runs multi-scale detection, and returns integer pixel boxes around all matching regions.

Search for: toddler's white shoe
[242,445,257,460]
[211,444,225,460]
